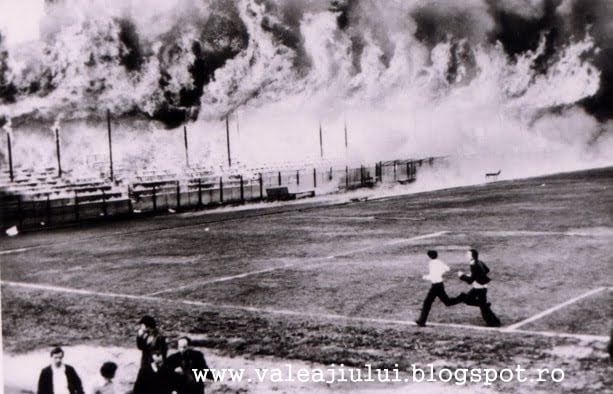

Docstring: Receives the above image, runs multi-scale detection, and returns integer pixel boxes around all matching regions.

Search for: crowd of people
[37,316,211,394]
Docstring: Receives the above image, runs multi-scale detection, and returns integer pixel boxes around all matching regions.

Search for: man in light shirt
[415,250,462,327]
[37,347,84,394]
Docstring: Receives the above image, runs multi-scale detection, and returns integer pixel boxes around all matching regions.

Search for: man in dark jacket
[133,348,179,394]
[167,337,212,394]
[37,347,84,394]
[456,249,501,327]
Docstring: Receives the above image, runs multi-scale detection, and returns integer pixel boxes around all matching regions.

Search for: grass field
[2,167,612,393]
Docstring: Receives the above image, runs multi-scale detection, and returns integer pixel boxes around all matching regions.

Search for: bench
[266,187,315,201]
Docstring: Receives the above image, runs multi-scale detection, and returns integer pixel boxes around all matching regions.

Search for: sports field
[2,167,612,393]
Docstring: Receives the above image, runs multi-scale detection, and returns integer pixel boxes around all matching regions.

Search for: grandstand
[0,156,434,232]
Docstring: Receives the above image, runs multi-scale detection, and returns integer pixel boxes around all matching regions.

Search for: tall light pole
[107,109,114,180]
[6,129,13,182]
[55,127,62,178]
[319,121,323,159]
[183,125,190,167]
[226,115,232,167]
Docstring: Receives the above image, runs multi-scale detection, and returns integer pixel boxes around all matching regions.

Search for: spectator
[167,337,211,394]
[37,346,84,394]
[136,315,167,367]
[133,349,179,394]
[89,361,117,394]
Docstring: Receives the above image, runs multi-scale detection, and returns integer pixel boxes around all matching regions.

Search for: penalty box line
[505,287,608,331]
[1,280,608,343]
[146,230,448,297]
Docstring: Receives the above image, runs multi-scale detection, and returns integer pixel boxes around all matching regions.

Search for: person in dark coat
[456,249,501,327]
[133,349,179,394]
[37,347,85,394]
[136,315,167,368]
[167,337,212,394]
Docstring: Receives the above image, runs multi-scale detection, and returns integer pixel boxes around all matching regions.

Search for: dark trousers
[458,288,501,327]
[417,282,462,323]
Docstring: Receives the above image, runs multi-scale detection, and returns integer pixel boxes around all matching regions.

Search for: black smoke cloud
[0,0,611,127]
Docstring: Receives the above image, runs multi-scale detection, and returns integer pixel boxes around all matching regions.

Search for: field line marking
[146,265,296,296]
[0,247,40,255]
[2,280,608,343]
[146,231,448,296]
[330,230,447,259]
[505,287,607,331]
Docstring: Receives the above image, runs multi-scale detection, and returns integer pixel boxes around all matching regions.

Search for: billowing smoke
[0,0,611,175]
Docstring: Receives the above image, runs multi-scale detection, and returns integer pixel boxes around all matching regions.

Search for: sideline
[2,280,608,343]
[504,287,607,331]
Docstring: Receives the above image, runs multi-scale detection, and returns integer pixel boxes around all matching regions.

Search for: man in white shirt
[37,347,84,394]
[415,250,462,327]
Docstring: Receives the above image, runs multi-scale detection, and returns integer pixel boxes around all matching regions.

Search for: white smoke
[0,0,610,181]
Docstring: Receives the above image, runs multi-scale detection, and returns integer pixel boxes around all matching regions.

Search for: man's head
[151,349,164,367]
[139,315,156,330]
[50,347,64,368]
[426,250,438,259]
[177,336,191,354]
[100,362,118,380]
[468,249,479,261]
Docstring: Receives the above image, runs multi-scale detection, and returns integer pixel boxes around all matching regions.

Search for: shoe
[415,320,426,327]
[487,321,501,327]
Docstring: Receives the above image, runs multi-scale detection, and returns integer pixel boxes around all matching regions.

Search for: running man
[456,249,501,327]
[415,250,462,327]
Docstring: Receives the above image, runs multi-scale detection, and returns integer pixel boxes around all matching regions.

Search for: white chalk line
[0,247,40,255]
[2,280,608,343]
[505,287,608,331]
[147,264,296,296]
[147,231,448,296]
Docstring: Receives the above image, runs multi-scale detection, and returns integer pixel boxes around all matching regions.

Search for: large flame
[0,0,611,177]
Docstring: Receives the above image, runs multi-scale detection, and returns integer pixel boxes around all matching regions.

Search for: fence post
[240,175,244,203]
[259,173,263,200]
[278,171,282,186]
[296,170,300,186]
[127,186,133,214]
[219,177,224,203]
[198,179,202,206]
[17,198,23,227]
[329,167,333,181]
[152,185,157,212]
[313,168,317,188]
[102,189,107,216]
[394,160,397,181]
[46,194,51,225]
[360,165,364,186]
[176,181,181,209]
[345,166,349,189]
[74,190,79,221]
